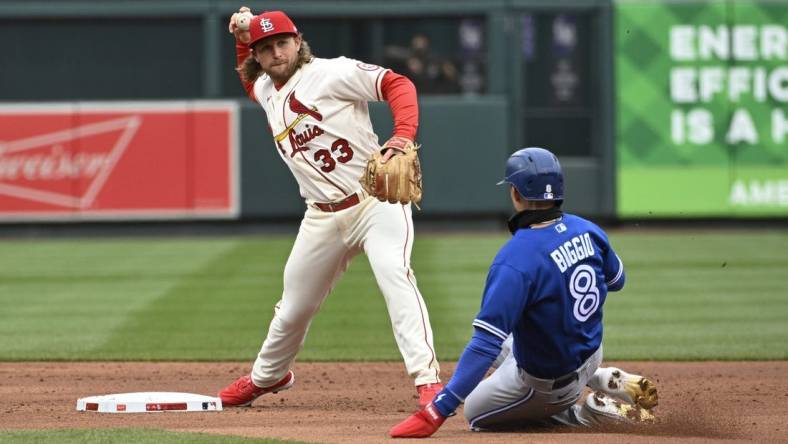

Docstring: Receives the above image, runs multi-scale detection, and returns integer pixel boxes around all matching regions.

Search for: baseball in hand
[236,11,253,31]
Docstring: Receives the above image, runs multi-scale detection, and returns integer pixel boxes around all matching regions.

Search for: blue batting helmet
[496,147,564,201]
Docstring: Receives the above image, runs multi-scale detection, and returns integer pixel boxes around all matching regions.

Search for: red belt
[314,193,361,212]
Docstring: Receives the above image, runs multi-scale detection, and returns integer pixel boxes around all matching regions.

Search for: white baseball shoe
[589,367,658,409]
[583,391,655,424]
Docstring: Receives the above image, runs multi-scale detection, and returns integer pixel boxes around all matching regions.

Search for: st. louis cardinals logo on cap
[247,10,299,48]
[260,17,274,32]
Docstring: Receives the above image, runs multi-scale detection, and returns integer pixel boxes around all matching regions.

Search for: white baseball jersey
[252,57,389,203]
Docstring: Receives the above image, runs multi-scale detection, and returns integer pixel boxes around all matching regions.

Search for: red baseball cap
[247,10,299,48]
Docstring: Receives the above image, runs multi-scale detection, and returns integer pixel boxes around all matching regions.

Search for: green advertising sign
[616,0,788,217]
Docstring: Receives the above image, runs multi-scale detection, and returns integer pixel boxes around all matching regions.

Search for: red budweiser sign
[0,102,238,221]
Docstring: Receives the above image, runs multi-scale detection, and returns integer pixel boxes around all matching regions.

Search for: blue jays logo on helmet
[496,147,564,201]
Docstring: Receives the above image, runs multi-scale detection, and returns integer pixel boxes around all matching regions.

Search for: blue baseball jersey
[472,213,624,379]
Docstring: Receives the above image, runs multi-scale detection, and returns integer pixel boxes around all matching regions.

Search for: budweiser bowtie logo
[0,116,141,208]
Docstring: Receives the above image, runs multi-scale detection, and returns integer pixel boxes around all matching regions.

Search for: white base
[76,392,222,413]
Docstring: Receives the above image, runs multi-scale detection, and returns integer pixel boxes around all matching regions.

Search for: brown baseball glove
[360,136,423,207]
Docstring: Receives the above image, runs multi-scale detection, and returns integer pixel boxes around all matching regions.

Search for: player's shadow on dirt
[480,411,741,440]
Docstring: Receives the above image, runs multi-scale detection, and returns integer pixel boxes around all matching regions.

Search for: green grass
[0,428,306,444]
[603,230,788,359]
[0,230,786,361]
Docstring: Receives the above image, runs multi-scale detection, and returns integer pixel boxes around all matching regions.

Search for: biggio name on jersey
[550,232,595,273]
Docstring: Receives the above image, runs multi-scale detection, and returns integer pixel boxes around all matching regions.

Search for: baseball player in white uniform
[219,7,443,408]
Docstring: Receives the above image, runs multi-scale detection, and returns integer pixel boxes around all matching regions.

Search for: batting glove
[389,402,447,438]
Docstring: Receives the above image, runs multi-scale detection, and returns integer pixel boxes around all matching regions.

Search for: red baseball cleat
[416,382,443,408]
[219,371,295,406]
[390,402,447,438]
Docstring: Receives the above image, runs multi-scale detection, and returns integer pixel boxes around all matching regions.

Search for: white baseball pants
[251,194,440,387]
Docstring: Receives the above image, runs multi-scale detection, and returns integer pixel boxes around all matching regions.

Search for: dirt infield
[1,361,786,443]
